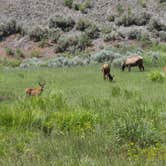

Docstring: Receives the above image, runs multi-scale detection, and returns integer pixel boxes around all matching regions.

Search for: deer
[25,82,45,96]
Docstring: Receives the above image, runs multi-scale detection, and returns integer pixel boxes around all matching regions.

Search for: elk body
[121,55,144,72]
[101,63,114,81]
[25,83,45,96]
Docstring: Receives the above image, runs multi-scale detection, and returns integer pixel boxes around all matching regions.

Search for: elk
[121,55,144,72]
[25,82,45,96]
[101,63,114,81]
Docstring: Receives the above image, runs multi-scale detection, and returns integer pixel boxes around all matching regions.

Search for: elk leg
[128,65,131,72]
[141,64,144,71]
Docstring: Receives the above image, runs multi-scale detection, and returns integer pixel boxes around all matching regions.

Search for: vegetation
[49,16,75,32]
[5,47,15,56]
[0,61,166,165]
[55,34,91,53]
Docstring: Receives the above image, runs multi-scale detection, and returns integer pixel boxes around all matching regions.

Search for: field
[0,62,166,166]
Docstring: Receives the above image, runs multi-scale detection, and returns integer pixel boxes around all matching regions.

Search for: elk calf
[101,63,114,81]
[25,82,45,96]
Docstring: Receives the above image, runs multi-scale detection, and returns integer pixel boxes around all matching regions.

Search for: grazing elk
[101,63,114,81]
[25,82,45,96]
[121,55,144,72]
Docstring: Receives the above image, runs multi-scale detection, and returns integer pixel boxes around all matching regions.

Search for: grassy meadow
[0,63,166,166]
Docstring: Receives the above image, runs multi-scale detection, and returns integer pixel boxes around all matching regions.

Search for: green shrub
[5,47,14,56]
[0,58,22,67]
[63,0,73,8]
[139,0,147,8]
[148,18,166,32]
[160,0,166,3]
[79,0,92,13]
[127,29,141,40]
[55,34,91,53]
[48,28,62,43]
[107,15,115,22]
[116,3,124,16]
[0,19,24,38]
[85,24,100,39]
[104,31,123,42]
[76,19,92,31]
[115,13,150,26]
[159,31,166,42]
[38,39,49,48]
[53,110,98,134]
[30,50,41,58]
[49,16,75,32]
[29,26,48,42]
[15,48,24,58]
[149,71,165,82]
[114,115,160,147]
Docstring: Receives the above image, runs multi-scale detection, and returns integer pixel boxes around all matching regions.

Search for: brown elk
[25,82,45,96]
[101,63,114,81]
[121,55,144,72]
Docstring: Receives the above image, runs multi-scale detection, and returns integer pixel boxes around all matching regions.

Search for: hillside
[0,0,166,27]
[0,0,166,67]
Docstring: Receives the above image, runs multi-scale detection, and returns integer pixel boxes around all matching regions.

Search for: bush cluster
[115,12,151,26]
[55,33,91,53]
[63,0,92,13]
[76,19,100,39]
[159,31,166,42]
[0,20,24,40]
[104,31,125,42]
[49,16,75,32]
[5,48,24,58]
[149,71,165,82]
[29,26,49,42]
[148,18,166,32]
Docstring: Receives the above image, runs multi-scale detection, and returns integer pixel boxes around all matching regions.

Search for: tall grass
[0,65,166,165]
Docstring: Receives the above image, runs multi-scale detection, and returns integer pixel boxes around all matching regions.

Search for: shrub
[53,110,98,134]
[104,31,123,42]
[15,48,24,58]
[159,31,166,42]
[0,19,24,38]
[107,15,115,22]
[92,50,122,63]
[148,18,166,31]
[115,13,150,26]
[49,16,75,32]
[38,39,49,48]
[2,59,22,67]
[149,71,165,82]
[76,19,92,31]
[114,115,160,147]
[85,24,100,39]
[160,0,166,3]
[63,0,73,8]
[139,0,147,8]
[79,0,92,13]
[29,26,48,42]
[30,50,41,58]
[127,29,141,40]
[116,3,124,16]
[5,47,14,56]
[55,34,91,53]
[134,12,151,26]
[48,28,62,43]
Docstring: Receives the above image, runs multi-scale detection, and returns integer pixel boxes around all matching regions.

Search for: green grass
[0,64,166,165]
